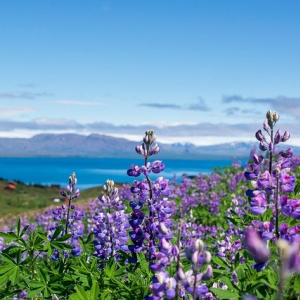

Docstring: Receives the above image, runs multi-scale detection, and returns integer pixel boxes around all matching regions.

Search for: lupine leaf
[212,256,230,269]
[90,280,100,299]
[51,226,63,241]
[219,276,239,291]
[20,225,29,237]
[210,287,239,299]
[26,287,45,297]
[0,269,15,285]
[1,253,17,265]
[55,233,72,242]
[75,285,89,300]
[0,232,17,240]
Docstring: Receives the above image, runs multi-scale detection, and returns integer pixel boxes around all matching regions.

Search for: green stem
[275,175,280,240]
[64,195,72,236]
[175,222,181,300]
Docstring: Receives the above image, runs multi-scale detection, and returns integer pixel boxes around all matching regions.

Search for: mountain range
[0,134,297,159]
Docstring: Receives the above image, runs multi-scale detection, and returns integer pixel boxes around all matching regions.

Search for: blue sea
[0,157,238,190]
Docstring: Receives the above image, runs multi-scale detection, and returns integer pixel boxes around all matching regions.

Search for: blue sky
[1,0,300,145]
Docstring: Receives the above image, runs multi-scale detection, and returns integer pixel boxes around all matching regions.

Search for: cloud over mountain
[223,95,300,117]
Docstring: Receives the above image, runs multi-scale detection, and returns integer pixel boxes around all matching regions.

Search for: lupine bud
[73,189,80,199]
[253,154,264,165]
[280,148,293,158]
[269,142,274,152]
[255,130,265,142]
[135,144,147,156]
[274,130,281,144]
[191,250,199,265]
[263,119,270,133]
[69,172,77,185]
[194,239,204,251]
[259,141,267,151]
[281,131,290,142]
[202,265,213,280]
[103,180,114,194]
[60,189,67,197]
[149,143,160,156]
[177,268,185,280]
[143,130,156,145]
[171,245,179,256]
[160,238,171,250]
[266,110,279,127]
[158,222,169,234]
[204,251,212,264]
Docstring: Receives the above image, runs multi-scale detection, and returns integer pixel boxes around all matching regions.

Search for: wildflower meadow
[1,111,300,300]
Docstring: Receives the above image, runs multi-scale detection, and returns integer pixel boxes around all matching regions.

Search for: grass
[0,179,125,227]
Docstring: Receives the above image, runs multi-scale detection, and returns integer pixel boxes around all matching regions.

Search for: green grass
[0,179,125,226]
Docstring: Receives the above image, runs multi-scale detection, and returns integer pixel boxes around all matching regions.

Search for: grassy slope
[0,179,124,227]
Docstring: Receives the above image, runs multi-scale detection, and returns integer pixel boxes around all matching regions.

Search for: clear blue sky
[1,0,300,145]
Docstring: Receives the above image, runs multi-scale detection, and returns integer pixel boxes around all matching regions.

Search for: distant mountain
[0,134,297,159]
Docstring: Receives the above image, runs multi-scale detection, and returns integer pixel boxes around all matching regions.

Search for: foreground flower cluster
[0,112,300,299]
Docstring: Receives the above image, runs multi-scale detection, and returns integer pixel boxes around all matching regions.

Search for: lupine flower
[93,180,129,261]
[244,227,270,271]
[280,195,300,219]
[280,173,296,193]
[246,190,268,215]
[279,223,300,243]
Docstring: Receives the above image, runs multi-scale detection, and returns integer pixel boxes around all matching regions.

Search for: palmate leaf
[0,266,19,286]
[55,234,72,242]
[51,226,63,241]
[0,232,18,241]
[51,241,73,250]
[90,280,100,299]
[211,256,230,269]
[26,287,45,298]
[2,245,24,255]
[1,253,17,265]
[219,276,240,292]
[210,287,239,299]
[69,285,89,300]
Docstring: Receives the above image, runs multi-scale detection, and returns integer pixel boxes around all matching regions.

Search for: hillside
[0,133,296,158]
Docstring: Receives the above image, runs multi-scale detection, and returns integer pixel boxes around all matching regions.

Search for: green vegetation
[0,179,124,224]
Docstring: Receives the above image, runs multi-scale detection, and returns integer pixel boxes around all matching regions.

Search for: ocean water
[0,157,237,190]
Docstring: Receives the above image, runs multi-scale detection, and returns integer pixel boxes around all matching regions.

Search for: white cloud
[1,118,300,146]
[0,107,36,117]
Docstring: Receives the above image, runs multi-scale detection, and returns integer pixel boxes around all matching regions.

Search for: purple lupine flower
[251,219,274,241]
[280,195,300,219]
[280,172,296,193]
[279,223,300,243]
[246,190,267,215]
[151,160,165,174]
[257,171,273,190]
[244,227,270,271]
[93,180,129,261]
[244,164,260,180]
